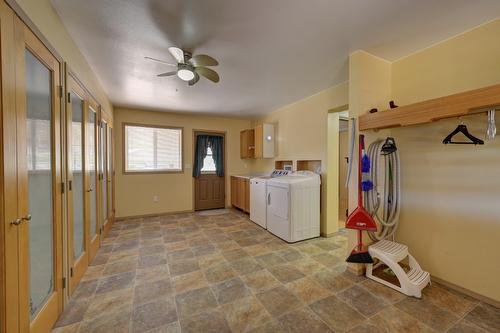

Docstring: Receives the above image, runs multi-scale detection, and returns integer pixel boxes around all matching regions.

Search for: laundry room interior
[1,1,499,332]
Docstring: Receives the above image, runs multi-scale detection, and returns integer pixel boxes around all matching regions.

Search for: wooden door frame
[65,72,89,295]
[192,129,227,211]
[14,15,64,333]
[87,97,100,261]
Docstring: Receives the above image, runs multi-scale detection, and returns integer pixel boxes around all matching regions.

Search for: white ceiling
[51,0,500,117]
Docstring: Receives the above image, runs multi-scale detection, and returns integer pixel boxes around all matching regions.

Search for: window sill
[123,170,184,175]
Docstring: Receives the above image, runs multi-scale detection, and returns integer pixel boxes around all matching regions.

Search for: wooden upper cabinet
[240,124,274,159]
[240,129,254,159]
[254,123,275,159]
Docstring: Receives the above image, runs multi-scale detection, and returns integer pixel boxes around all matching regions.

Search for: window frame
[122,122,184,175]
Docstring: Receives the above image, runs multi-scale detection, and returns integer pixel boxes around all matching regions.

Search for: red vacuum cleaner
[346,134,377,263]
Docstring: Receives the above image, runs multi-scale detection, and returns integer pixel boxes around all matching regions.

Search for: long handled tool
[346,134,377,264]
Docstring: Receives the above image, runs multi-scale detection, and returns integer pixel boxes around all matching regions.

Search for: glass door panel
[71,93,85,260]
[25,49,54,320]
[109,127,113,215]
[88,109,97,239]
[87,106,100,260]
[101,121,108,224]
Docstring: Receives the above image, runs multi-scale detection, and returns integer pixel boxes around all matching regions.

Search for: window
[124,124,182,173]
[201,146,216,173]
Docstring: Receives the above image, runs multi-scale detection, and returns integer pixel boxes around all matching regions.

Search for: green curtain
[193,135,209,177]
[209,135,224,177]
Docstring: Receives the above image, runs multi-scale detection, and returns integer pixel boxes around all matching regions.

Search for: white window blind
[125,124,182,172]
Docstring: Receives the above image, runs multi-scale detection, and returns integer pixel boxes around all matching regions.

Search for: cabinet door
[15,16,63,333]
[240,131,247,159]
[244,179,250,212]
[237,178,246,209]
[254,125,263,159]
[230,176,237,207]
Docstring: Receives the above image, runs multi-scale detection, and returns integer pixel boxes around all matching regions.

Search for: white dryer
[266,171,321,242]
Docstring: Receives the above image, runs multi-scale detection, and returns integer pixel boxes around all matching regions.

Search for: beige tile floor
[52,210,500,333]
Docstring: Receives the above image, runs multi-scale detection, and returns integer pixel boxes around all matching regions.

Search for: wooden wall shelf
[359,84,500,131]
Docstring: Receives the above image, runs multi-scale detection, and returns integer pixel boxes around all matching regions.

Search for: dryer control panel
[270,170,290,178]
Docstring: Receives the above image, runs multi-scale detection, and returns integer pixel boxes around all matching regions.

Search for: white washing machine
[266,171,321,242]
[250,170,289,229]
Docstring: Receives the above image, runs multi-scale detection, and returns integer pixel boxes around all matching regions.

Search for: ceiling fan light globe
[177,69,195,81]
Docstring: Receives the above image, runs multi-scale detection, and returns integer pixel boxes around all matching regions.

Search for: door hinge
[70,267,74,277]
[69,180,72,191]
[346,209,348,217]
[62,277,66,289]
[61,182,65,194]
[58,85,63,98]
[67,92,71,103]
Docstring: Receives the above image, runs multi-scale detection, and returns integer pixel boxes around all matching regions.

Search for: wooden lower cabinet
[231,176,250,213]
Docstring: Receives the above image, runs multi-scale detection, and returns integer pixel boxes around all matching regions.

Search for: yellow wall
[114,108,252,218]
[13,0,113,114]
[346,51,392,273]
[389,18,500,302]
[251,82,349,235]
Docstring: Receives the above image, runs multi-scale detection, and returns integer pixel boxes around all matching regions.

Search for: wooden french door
[14,13,63,333]
[87,100,100,260]
[66,74,89,294]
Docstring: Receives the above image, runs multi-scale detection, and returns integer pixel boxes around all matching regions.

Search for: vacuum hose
[364,138,401,241]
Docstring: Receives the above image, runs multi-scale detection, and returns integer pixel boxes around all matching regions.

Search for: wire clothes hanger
[443,119,484,145]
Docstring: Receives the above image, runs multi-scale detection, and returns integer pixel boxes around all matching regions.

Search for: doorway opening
[193,131,226,210]
[338,116,349,228]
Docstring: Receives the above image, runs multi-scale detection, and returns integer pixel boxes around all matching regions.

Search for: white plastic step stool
[366,240,430,298]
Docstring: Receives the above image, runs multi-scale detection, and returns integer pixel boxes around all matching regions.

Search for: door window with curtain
[201,146,216,173]
[193,134,224,178]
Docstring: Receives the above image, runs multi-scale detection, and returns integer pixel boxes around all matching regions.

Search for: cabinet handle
[11,218,22,226]
[86,188,93,192]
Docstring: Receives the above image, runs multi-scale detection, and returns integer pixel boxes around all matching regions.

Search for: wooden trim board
[359,83,500,131]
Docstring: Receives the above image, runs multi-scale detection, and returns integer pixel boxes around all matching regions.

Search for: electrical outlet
[153,195,159,203]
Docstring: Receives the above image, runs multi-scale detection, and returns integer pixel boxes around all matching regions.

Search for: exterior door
[15,15,63,333]
[66,74,89,294]
[87,102,100,260]
[194,132,225,210]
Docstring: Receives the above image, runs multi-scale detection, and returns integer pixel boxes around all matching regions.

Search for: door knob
[11,218,22,226]
[86,188,93,192]
[22,214,32,222]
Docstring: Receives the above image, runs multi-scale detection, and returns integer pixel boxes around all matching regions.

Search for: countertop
[230,173,266,179]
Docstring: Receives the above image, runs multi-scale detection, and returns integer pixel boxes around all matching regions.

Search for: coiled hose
[364,139,401,241]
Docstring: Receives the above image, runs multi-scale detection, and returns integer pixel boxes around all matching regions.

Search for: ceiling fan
[145,47,220,86]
